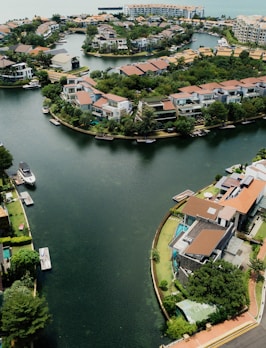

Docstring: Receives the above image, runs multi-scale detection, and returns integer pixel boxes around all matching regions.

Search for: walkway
[162,229,266,348]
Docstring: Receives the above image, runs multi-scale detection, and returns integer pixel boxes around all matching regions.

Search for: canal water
[1,32,266,347]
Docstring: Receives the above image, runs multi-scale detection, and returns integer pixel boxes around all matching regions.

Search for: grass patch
[155,215,180,297]
[255,280,263,316]
[5,190,28,236]
[196,185,220,199]
[255,220,266,240]
[12,244,33,255]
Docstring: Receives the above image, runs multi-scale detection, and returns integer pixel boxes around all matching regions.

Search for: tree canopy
[1,279,51,347]
[0,146,13,177]
[185,260,249,317]
[10,249,40,280]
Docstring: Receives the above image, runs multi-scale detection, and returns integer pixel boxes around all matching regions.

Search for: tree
[248,257,266,281]
[0,146,13,177]
[11,249,40,280]
[136,105,158,135]
[186,260,249,317]
[1,280,51,347]
[175,116,195,136]
[166,316,197,340]
[203,101,228,126]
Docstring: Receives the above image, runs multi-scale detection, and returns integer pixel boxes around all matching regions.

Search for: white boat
[42,106,50,114]
[18,162,36,186]
[136,138,156,144]
[23,79,41,89]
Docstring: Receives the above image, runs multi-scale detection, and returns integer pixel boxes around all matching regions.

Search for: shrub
[11,236,32,246]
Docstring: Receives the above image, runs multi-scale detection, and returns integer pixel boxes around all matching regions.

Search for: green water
[1,86,266,347]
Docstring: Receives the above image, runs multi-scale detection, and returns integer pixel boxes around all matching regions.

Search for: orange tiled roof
[76,91,92,105]
[219,178,266,214]
[120,65,144,76]
[185,229,226,256]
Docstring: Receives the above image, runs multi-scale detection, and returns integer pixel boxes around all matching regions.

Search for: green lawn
[4,189,28,236]
[255,220,266,240]
[155,215,181,296]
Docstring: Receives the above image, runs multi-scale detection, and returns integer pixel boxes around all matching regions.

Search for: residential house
[216,174,266,229]
[137,97,177,125]
[0,206,9,237]
[119,65,144,76]
[0,61,33,81]
[246,160,266,182]
[62,77,132,122]
[169,92,202,120]
[148,58,169,73]
[133,61,158,75]
[169,196,236,282]
[74,91,92,111]
[51,53,80,71]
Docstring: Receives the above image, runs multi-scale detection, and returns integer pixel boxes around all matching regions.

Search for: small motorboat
[23,79,41,89]
[42,106,50,114]
[18,162,36,186]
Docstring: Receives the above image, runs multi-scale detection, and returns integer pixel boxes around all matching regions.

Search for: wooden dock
[20,191,34,206]
[172,189,194,202]
[39,247,52,270]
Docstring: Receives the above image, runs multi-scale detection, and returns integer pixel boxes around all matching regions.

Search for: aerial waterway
[1,85,266,347]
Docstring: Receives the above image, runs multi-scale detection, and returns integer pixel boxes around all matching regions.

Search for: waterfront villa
[61,76,132,121]
[0,58,33,82]
[169,172,266,284]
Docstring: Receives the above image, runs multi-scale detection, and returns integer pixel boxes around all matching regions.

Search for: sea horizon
[1,0,266,24]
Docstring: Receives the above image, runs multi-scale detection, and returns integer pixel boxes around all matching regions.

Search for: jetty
[172,189,194,202]
[95,134,114,141]
[225,163,241,174]
[49,118,61,126]
[39,247,52,270]
[20,191,34,206]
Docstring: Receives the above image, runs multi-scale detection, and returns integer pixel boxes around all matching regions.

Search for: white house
[51,53,80,72]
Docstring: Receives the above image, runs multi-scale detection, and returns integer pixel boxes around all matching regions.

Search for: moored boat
[42,106,50,114]
[23,79,41,89]
[18,162,36,186]
[136,138,156,144]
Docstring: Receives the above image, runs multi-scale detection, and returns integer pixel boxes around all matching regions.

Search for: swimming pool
[3,248,11,259]
[175,223,188,237]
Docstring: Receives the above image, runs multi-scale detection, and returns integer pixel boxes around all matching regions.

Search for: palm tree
[248,257,265,281]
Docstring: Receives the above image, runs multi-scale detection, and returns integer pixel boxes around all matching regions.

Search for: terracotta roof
[82,76,97,87]
[134,62,158,73]
[30,46,50,56]
[163,99,175,110]
[178,85,203,93]
[76,91,92,105]
[93,97,107,108]
[185,229,226,256]
[148,58,169,70]
[0,58,15,69]
[182,196,223,220]
[104,93,127,102]
[219,178,266,214]
[119,65,144,76]
[240,77,260,84]
[219,80,240,87]
[199,82,223,90]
